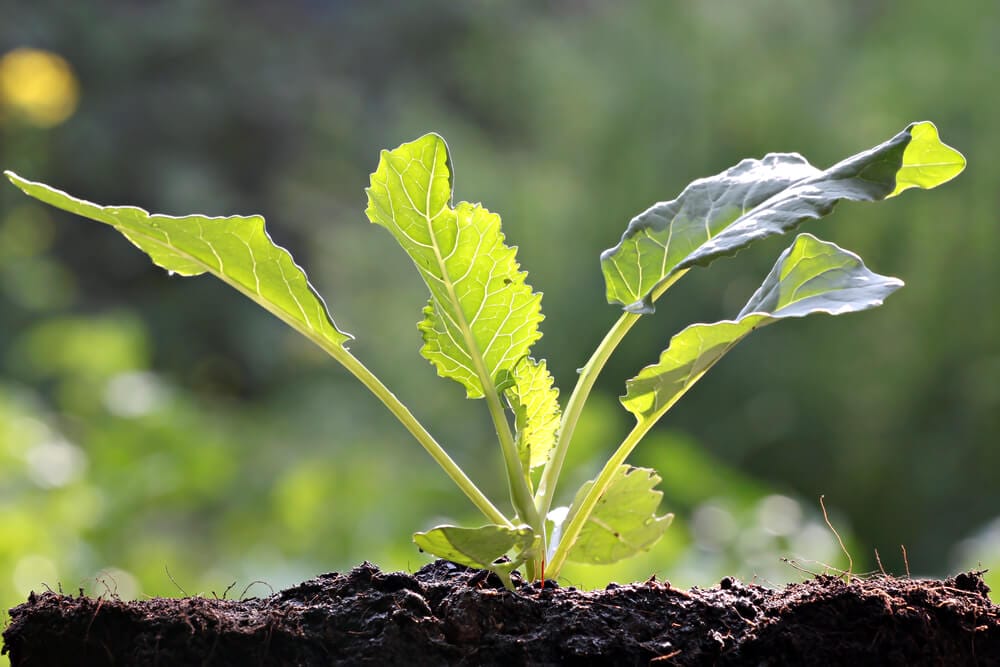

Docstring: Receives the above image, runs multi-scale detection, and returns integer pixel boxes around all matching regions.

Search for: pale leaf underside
[622,233,904,425]
[602,121,965,314]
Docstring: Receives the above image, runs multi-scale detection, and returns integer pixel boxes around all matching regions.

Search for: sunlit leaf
[602,121,964,314]
[504,358,561,471]
[365,134,543,398]
[4,172,351,350]
[888,121,967,197]
[622,233,903,425]
[566,465,673,565]
[413,524,534,570]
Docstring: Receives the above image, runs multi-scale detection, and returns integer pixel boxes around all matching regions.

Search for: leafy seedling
[5,121,964,587]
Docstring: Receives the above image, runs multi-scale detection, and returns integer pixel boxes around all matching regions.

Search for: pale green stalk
[482,365,542,531]
[533,309,637,514]
[534,269,689,522]
[335,350,514,528]
[210,260,515,530]
[545,335,722,577]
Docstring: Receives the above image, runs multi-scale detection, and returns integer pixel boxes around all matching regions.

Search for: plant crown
[5,121,965,587]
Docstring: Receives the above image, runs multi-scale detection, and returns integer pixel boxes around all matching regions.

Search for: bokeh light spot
[104,371,170,418]
[12,554,58,597]
[756,494,803,537]
[25,438,87,488]
[0,48,79,127]
[691,502,737,551]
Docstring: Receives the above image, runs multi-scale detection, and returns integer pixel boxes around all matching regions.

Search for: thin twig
[820,495,853,584]
[781,558,822,577]
[901,544,911,578]
[874,548,887,577]
[165,565,188,597]
[241,580,275,600]
[213,581,237,600]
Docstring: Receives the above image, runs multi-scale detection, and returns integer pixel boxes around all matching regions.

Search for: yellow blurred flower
[0,47,80,128]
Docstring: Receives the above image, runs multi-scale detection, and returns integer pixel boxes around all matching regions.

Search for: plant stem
[331,346,514,529]
[545,323,728,578]
[534,269,689,521]
[534,310,637,515]
[481,366,543,529]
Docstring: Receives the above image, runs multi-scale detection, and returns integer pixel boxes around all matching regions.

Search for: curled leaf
[888,121,966,197]
[602,121,964,314]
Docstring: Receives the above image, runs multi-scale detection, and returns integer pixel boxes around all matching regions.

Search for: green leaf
[504,358,561,471]
[365,134,543,399]
[602,121,964,314]
[413,524,534,570]
[622,233,903,425]
[566,465,673,565]
[4,171,351,350]
[888,121,967,197]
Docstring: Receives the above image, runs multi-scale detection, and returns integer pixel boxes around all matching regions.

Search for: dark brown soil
[3,561,998,666]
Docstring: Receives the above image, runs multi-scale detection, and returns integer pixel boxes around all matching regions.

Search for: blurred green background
[1,0,997,630]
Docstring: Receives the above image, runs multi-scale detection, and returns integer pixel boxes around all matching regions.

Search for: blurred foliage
[0,0,997,633]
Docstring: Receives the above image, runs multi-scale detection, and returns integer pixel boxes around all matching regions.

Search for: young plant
[5,121,964,587]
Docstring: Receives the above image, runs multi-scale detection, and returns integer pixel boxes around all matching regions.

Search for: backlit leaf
[622,234,903,425]
[504,358,561,471]
[566,465,673,565]
[365,134,543,398]
[888,121,967,197]
[4,172,350,349]
[602,121,964,314]
[413,523,534,570]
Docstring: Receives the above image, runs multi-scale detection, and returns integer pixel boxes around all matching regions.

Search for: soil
[3,561,998,666]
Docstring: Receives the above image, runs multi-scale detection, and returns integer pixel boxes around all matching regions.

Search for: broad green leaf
[602,121,964,314]
[504,358,561,471]
[413,524,534,570]
[566,465,673,565]
[365,134,543,399]
[622,233,903,425]
[4,172,350,349]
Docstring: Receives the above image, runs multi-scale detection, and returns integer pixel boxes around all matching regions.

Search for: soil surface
[3,561,998,666]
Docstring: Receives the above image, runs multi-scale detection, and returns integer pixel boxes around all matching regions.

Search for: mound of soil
[3,561,998,666]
